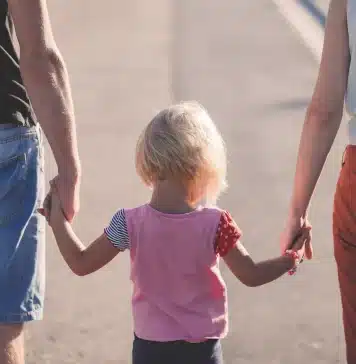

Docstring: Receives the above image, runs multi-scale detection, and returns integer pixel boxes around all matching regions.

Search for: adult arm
[9,0,81,220]
[282,0,350,255]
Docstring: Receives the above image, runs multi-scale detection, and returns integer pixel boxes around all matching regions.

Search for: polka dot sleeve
[214,211,242,257]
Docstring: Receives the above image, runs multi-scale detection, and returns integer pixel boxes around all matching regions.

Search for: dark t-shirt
[0,0,36,127]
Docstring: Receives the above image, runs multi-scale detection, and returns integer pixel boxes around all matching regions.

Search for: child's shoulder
[201,206,241,232]
[199,205,232,219]
[201,207,243,256]
[108,205,147,222]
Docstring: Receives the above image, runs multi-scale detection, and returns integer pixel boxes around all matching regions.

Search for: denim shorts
[132,334,224,364]
[0,124,45,324]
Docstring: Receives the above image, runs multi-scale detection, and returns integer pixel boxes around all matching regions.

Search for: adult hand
[38,180,66,226]
[50,173,80,222]
[280,216,313,260]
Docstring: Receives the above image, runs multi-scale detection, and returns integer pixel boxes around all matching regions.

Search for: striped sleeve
[104,209,130,251]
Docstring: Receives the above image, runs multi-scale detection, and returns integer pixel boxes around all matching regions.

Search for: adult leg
[0,125,45,364]
[334,245,356,363]
[333,145,356,363]
[0,324,24,364]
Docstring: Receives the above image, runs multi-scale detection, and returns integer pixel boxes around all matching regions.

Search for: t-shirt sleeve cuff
[215,210,242,257]
[104,209,130,251]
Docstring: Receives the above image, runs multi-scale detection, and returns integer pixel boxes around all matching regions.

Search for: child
[41,101,310,364]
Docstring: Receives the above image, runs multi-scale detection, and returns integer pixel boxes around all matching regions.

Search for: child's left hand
[288,221,312,262]
[38,181,66,226]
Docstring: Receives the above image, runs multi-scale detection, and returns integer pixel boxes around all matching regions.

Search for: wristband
[284,250,300,276]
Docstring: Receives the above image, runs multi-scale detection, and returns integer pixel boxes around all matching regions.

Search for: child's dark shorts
[132,334,224,364]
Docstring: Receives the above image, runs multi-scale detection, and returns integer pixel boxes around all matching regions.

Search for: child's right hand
[39,181,67,227]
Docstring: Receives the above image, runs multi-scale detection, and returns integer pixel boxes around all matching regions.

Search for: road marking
[298,0,326,27]
[272,0,324,62]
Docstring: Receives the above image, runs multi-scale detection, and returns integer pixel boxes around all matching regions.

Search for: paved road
[26,0,346,363]
[313,0,330,14]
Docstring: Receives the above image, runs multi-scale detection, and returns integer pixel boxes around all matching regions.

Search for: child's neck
[149,180,196,214]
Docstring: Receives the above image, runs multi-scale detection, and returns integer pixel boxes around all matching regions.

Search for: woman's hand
[289,221,312,262]
[281,216,313,260]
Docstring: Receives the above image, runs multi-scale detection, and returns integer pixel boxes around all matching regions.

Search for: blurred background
[310,0,329,16]
[25,0,347,363]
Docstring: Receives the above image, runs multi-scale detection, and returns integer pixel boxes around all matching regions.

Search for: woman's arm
[285,0,350,238]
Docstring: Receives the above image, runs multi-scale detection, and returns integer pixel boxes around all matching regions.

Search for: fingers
[38,177,57,219]
[37,192,52,225]
[302,223,313,260]
[290,227,308,248]
[38,176,64,225]
[302,223,312,233]
[52,175,78,222]
[305,238,313,260]
[281,218,312,266]
[290,230,306,249]
[290,224,311,247]
[49,178,58,194]
[280,231,296,254]
[43,192,52,223]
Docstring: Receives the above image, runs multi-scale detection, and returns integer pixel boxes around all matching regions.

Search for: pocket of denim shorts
[0,130,40,227]
[0,152,27,201]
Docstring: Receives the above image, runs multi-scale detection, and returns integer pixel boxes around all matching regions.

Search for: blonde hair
[135,101,227,203]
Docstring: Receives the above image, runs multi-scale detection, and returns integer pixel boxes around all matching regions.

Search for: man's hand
[51,173,80,222]
[39,180,67,226]
[281,216,313,260]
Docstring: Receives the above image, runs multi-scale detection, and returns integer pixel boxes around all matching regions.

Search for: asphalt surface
[25,0,347,363]
[313,0,330,14]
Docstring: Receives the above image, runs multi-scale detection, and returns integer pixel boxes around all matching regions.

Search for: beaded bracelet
[284,250,300,276]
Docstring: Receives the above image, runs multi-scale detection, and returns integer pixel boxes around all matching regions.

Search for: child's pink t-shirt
[104,204,241,342]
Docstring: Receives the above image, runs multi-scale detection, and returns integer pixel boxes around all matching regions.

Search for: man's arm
[9,0,81,219]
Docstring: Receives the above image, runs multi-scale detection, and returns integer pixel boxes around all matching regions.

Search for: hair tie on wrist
[284,250,300,276]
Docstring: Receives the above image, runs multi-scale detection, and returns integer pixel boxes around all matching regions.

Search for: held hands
[52,173,80,222]
[281,216,313,260]
[286,222,312,259]
[283,221,311,275]
[38,180,67,226]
